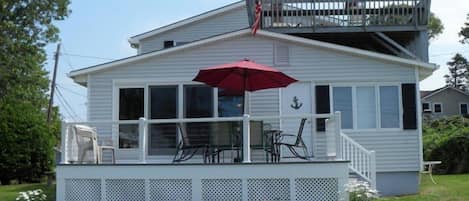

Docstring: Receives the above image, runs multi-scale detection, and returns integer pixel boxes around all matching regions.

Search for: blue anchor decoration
[290,96,303,110]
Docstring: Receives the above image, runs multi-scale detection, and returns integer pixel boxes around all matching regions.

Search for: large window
[118,88,144,149]
[148,86,178,155]
[357,86,377,129]
[332,87,353,129]
[332,85,400,130]
[218,89,243,117]
[379,86,400,128]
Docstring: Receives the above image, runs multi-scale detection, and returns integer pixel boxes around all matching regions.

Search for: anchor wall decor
[290,96,303,110]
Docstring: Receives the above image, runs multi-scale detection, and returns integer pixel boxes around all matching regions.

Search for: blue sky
[43,0,469,121]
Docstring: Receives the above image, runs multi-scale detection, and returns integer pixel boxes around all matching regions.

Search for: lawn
[0,183,55,201]
[379,174,469,201]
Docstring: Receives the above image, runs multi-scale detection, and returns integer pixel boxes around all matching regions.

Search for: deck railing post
[335,111,342,159]
[370,150,377,189]
[60,121,68,164]
[139,117,147,163]
[242,114,251,163]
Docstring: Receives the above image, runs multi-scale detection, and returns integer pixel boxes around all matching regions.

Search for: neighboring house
[421,86,469,119]
[57,1,436,200]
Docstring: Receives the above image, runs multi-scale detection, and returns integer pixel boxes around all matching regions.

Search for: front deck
[247,0,431,34]
[58,113,375,200]
[57,161,348,200]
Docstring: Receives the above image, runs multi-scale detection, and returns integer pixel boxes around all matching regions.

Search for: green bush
[423,116,469,174]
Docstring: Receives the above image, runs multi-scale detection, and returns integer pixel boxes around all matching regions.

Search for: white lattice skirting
[57,162,348,201]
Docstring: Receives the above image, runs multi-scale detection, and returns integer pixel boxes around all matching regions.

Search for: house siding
[139,5,249,54]
[422,88,469,118]
[88,34,418,171]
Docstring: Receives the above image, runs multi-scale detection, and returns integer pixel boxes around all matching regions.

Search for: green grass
[0,183,55,201]
[379,174,469,201]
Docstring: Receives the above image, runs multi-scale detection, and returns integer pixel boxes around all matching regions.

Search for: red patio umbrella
[193,59,297,114]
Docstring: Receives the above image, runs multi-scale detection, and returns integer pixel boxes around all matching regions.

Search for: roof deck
[247,0,431,33]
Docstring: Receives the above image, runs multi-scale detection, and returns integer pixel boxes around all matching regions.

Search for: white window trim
[113,84,146,151]
[422,102,432,112]
[329,82,403,131]
[459,103,469,115]
[433,102,443,114]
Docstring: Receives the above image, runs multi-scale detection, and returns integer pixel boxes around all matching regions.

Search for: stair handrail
[340,132,376,189]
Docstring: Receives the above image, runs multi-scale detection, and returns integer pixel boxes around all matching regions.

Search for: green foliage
[459,14,469,44]
[423,116,469,174]
[428,12,444,40]
[0,0,70,184]
[443,53,469,91]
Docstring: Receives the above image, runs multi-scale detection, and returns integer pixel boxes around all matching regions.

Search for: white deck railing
[61,113,338,164]
[340,132,377,188]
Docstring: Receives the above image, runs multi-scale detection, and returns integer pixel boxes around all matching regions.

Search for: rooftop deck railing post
[60,120,69,164]
[242,114,251,163]
[139,117,147,163]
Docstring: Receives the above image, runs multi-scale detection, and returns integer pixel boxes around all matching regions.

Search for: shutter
[163,40,175,48]
[402,83,417,129]
[316,85,330,131]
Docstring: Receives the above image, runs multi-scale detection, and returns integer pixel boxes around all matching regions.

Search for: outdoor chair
[173,123,209,163]
[69,125,115,164]
[274,118,309,160]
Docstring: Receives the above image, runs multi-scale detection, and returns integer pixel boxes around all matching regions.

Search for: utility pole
[47,43,61,122]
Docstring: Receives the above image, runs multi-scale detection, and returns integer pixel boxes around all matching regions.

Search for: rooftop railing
[247,0,431,33]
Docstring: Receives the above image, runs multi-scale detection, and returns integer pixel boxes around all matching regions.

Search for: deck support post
[139,117,147,163]
[242,114,251,163]
[334,111,342,160]
[60,121,68,164]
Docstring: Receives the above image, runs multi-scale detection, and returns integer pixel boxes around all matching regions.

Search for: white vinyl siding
[87,34,418,171]
[139,6,249,53]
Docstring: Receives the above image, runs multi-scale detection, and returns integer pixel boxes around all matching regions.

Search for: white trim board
[69,29,438,83]
[128,1,246,45]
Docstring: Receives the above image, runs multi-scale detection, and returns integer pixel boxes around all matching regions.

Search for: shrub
[423,116,469,174]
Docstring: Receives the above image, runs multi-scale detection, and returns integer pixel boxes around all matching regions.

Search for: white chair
[68,125,115,164]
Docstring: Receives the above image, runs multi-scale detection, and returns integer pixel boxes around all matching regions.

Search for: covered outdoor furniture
[67,125,116,164]
[173,123,209,163]
[274,118,309,160]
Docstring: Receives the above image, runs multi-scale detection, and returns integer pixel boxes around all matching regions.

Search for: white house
[59,1,436,200]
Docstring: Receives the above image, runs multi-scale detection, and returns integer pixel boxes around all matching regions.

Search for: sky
[43,0,469,121]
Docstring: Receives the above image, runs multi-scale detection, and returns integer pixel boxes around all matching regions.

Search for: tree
[460,14,469,44]
[0,0,70,185]
[428,12,444,40]
[444,54,469,91]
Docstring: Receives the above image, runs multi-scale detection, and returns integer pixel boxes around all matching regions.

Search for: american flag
[251,1,262,36]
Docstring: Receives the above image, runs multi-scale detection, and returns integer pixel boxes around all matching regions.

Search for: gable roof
[421,86,469,100]
[69,29,437,82]
[128,1,245,45]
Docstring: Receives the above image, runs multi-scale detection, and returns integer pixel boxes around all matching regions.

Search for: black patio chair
[172,123,208,163]
[274,118,309,160]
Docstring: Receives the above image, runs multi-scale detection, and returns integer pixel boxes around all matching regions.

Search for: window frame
[433,103,443,114]
[330,83,403,131]
[113,80,246,153]
[460,103,468,115]
[422,102,431,113]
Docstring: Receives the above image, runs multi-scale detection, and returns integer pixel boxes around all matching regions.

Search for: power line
[55,93,79,121]
[56,87,81,121]
[61,44,75,71]
[430,50,469,58]
[60,52,116,61]
[56,84,87,98]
